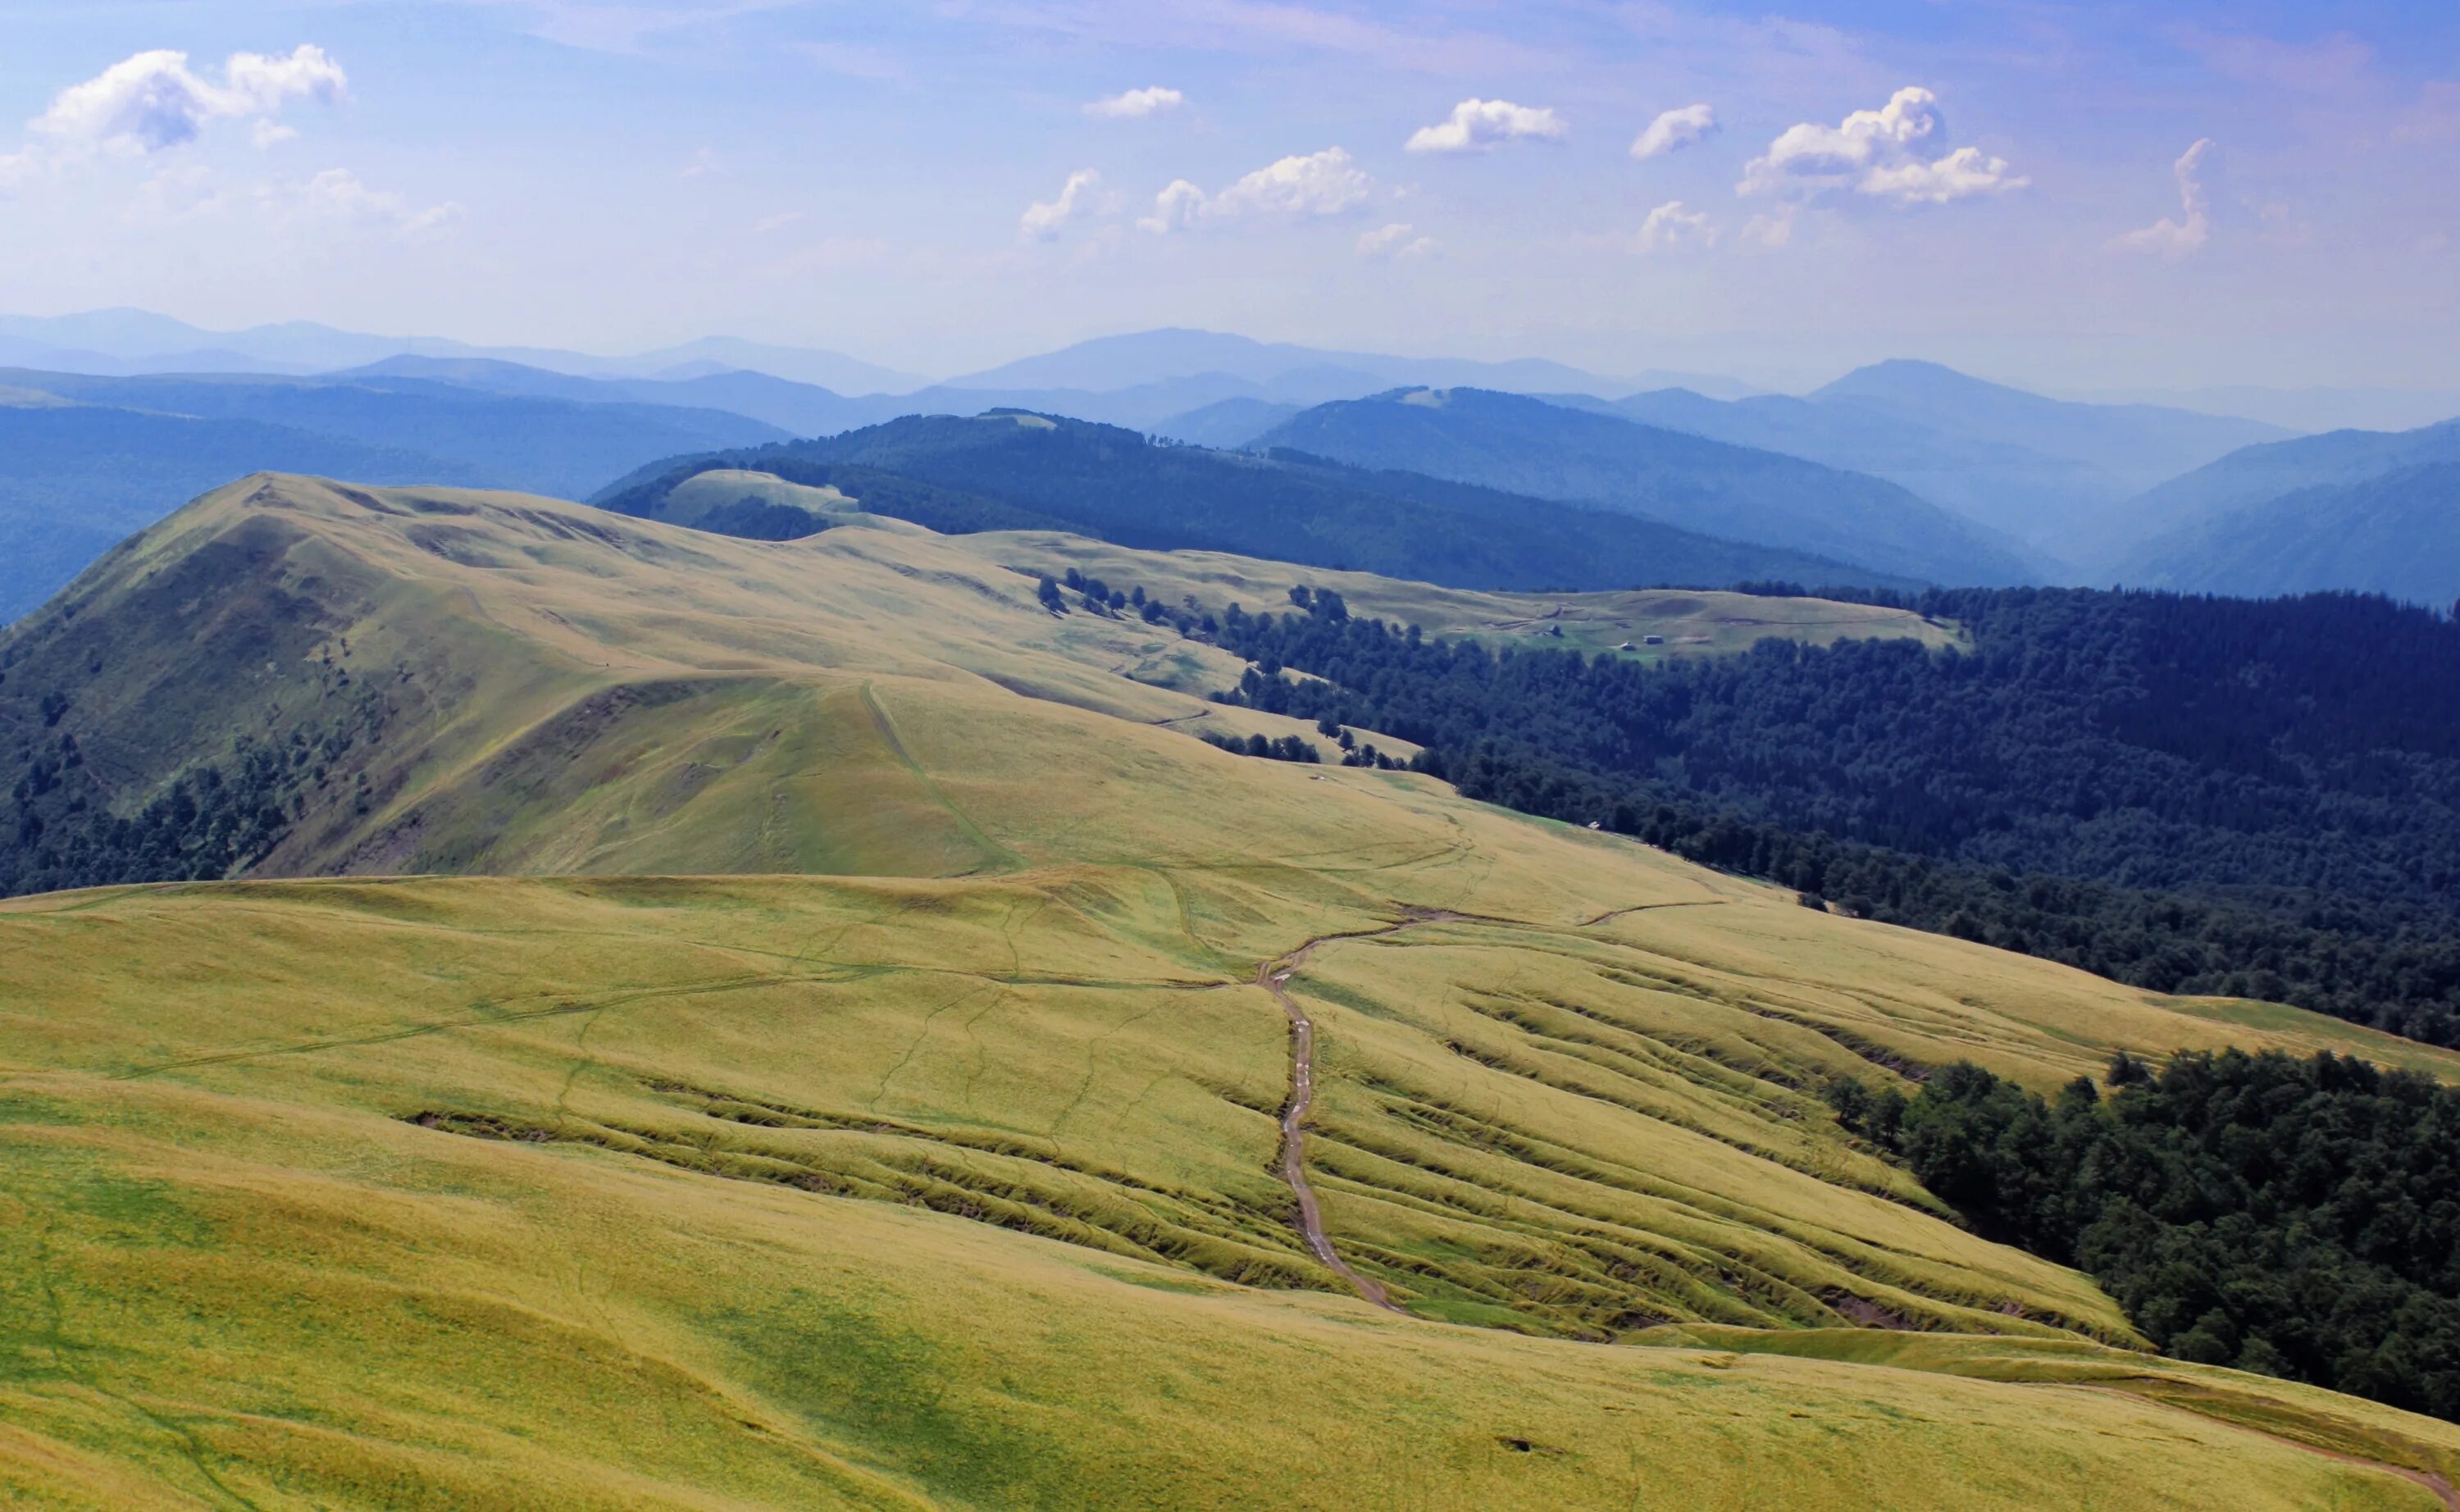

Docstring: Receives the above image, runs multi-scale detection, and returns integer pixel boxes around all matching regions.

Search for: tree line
[1194,585,2460,1045]
[1831,1050,2460,1423]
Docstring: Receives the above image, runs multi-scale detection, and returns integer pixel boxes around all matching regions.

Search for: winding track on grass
[1259,909,1476,1315]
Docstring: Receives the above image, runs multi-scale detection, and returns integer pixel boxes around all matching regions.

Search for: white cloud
[1141,148,1372,232]
[294,167,458,236]
[1404,98,1565,154]
[1630,104,1716,162]
[1739,204,1797,249]
[1739,86,2024,207]
[1634,200,1715,253]
[681,147,726,179]
[1020,167,1103,240]
[2111,139,2214,261]
[1137,179,1207,234]
[1861,147,2023,206]
[31,46,345,157]
[1356,221,1433,260]
[1085,86,1183,120]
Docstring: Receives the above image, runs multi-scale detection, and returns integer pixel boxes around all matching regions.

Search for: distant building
[1642,635,1665,645]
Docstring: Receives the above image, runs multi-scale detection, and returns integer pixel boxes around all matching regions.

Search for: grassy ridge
[5,475,2460,1505]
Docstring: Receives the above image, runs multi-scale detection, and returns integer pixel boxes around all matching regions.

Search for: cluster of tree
[1200,731,1321,764]
[689,496,833,541]
[3,676,390,899]
[1200,589,2460,1045]
[1829,1050,2460,1423]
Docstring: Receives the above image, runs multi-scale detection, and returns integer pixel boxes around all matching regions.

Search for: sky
[0,0,2454,390]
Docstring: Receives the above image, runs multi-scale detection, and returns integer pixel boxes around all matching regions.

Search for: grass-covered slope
[0,399,481,623]
[592,411,1923,593]
[0,368,789,623]
[5,476,2460,1506]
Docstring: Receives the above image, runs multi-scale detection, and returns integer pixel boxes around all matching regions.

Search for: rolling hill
[0,398,481,622]
[1250,387,2040,586]
[594,412,1925,593]
[5,473,2460,1506]
[0,369,788,622]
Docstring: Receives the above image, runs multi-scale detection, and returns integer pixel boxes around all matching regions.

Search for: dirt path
[1259,911,1474,1314]
[1577,899,1729,929]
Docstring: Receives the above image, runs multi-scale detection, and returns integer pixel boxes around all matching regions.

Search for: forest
[1196,585,2460,1045]
[1831,1050,2460,1423]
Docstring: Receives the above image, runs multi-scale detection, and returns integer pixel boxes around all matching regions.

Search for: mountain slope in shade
[1810,360,2289,492]
[1155,395,1305,447]
[599,410,1928,592]
[1606,387,2124,562]
[2122,461,2460,604]
[2108,419,2460,550]
[1252,387,2040,585]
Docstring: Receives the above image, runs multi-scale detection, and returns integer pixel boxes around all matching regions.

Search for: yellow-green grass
[964,527,1962,660]
[7,872,2460,1509]
[662,470,882,531]
[6,474,2460,1506]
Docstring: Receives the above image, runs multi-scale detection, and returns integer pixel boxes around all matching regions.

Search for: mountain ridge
[1250,386,2040,586]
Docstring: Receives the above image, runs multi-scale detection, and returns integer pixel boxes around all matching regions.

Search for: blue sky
[0,0,2453,389]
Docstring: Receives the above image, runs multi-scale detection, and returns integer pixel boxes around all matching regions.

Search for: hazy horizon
[2,1,2456,394]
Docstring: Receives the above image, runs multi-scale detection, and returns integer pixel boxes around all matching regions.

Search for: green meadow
[3,476,2455,1508]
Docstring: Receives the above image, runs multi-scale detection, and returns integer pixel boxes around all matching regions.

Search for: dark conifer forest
[1199,586,2460,1045]
[1833,1050,2460,1422]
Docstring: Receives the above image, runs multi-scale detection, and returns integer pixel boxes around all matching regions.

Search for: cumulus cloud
[1020,167,1103,240]
[1630,103,1716,162]
[1634,200,1715,253]
[30,46,345,157]
[1404,98,1565,154]
[1138,179,1206,233]
[1356,221,1433,260]
[1085,86,1183,120]
[2111,138,2215,261]
[1738,86,2024,207]
[295,166,458,236]
[1739,205,1797,249]
[1140,148,1372,232]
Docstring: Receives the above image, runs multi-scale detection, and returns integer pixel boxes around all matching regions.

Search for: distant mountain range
[1581,362,2289,566]
[7,312,2455,618]
[594,411,1920,595]
[0,368,784,619]
[939,327,1750,402]
[0,311,1708,404]
[2112,420,2460,604]
[0,309,927,394]
[1250,386,2039,586]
